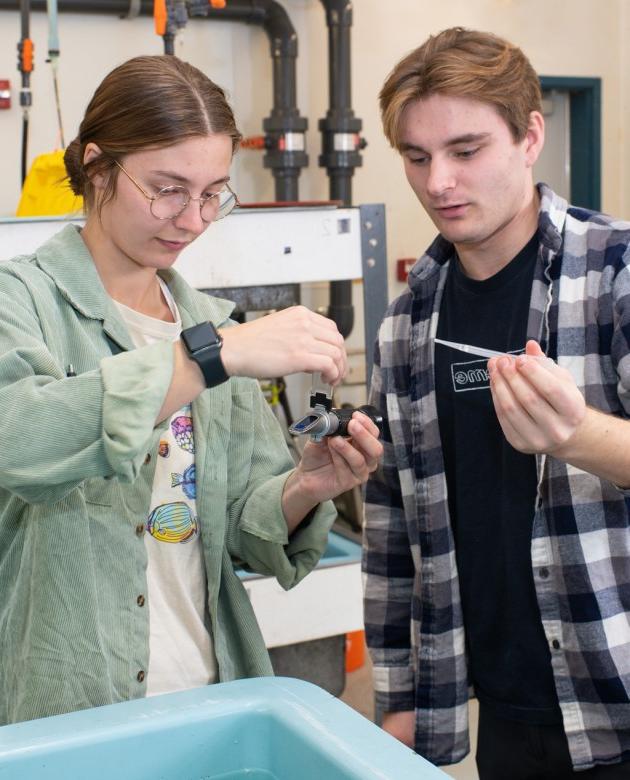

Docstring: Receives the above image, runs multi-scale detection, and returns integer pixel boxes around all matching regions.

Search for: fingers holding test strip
[487,340,586,455]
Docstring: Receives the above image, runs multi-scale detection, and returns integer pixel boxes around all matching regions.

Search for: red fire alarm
[0,80,10,110]
[396,257,416,283]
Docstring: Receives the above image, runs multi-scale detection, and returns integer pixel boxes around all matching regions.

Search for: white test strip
[434,338,508,359]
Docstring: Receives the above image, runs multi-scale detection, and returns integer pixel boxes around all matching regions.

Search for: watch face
[182,321,228,388]
[185,322,221,352]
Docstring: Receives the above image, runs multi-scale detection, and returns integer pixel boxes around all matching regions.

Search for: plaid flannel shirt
[363,184,630,770]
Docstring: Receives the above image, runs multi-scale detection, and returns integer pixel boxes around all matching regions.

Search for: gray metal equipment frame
[359,203,388,385]
[192,203,388,385]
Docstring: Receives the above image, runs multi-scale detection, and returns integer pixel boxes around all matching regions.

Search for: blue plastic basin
[0,677,447,779]
[320,531,362,567]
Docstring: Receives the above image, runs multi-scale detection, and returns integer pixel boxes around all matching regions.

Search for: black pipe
[19,0,29,44]
[162,31,175,55]
[21,115,28,185]
[193,0,307,202]
[4,0,150,11]
[17,0,32,184]
[0,0,308,203]
[161,1,189,56]
[319,0,365,338]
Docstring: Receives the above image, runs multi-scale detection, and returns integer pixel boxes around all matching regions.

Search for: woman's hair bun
[63,138,85,196]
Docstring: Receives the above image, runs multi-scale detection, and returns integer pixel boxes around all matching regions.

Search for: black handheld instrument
[289,373,382,442]
[289,403,383,442]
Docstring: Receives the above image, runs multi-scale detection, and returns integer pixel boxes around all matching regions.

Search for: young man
[363,27,630,779]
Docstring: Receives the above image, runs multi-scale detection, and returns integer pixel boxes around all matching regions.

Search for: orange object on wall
[240,135,266,150]
[20,39,34,73]
[154,0,167,35]
[345,630,366,673]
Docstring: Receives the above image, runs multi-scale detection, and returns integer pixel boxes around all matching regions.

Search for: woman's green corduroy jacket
[0,224,336,725]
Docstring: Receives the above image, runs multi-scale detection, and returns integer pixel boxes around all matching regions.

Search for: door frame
[539,76,601,211]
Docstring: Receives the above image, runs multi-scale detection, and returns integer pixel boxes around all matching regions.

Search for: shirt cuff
[239,472,337,589]
[372,663,415,713]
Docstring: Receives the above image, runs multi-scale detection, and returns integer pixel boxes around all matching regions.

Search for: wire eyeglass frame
[113,159,238,222]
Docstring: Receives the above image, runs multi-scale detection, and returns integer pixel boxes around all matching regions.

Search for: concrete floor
[340,642,480,780]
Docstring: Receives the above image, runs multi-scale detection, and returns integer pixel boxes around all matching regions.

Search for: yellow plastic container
[16,150,83,217]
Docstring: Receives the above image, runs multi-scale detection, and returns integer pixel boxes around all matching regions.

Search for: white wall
[0,0,627,303]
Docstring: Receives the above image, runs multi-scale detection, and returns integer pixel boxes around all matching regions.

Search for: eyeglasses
[113,159,238,222]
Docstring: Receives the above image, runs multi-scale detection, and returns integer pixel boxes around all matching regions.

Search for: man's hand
[382,710,415,748]
[488,340,630,487]
[488,340,586,456]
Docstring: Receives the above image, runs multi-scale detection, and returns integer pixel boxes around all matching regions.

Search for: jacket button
[137,670,145,683]
[539,567,549,579]
[135,524,145,537]
[551,639,561,650]
[144,453,152,465]
[137,595,145,607]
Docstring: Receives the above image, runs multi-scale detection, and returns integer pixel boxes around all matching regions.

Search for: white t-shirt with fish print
[113,280,218,696]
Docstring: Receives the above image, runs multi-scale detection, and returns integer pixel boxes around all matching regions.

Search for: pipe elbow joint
[255,0,298,57]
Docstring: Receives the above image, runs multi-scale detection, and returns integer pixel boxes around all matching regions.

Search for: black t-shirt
[435,232,562,725]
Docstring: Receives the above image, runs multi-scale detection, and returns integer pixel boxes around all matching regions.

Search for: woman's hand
[219,306,347,386]
[297,412,383,499]
[281,411,383,533]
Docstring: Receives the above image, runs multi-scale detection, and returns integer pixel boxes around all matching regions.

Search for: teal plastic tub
[0,677,447,779]
[319,531,362,567]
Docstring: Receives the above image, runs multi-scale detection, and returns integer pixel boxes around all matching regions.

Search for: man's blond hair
[380,27,542,149]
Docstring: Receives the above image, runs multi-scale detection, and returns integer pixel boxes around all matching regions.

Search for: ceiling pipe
[319,0,365,339]
[0,0,308,202]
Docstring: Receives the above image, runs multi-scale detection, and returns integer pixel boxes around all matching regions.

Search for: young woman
[0,55,382,725]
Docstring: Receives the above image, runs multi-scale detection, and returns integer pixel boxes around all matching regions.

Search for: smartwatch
[180,321,229,388]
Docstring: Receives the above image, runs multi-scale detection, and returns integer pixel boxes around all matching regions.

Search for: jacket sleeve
[0,269,173,504]
[225,379,337,590]
[363,321,416,713]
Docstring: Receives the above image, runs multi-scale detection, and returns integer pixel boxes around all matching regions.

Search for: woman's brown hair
[64,55,242,214]
[380,27,542,149]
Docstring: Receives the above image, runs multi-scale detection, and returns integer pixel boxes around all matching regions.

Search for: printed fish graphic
[146,501,198,544]
[158,439,170,458]
[171,415,195,454]
[171,464,196,500]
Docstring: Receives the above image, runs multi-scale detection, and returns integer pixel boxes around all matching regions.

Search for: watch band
[180,321,229,389]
